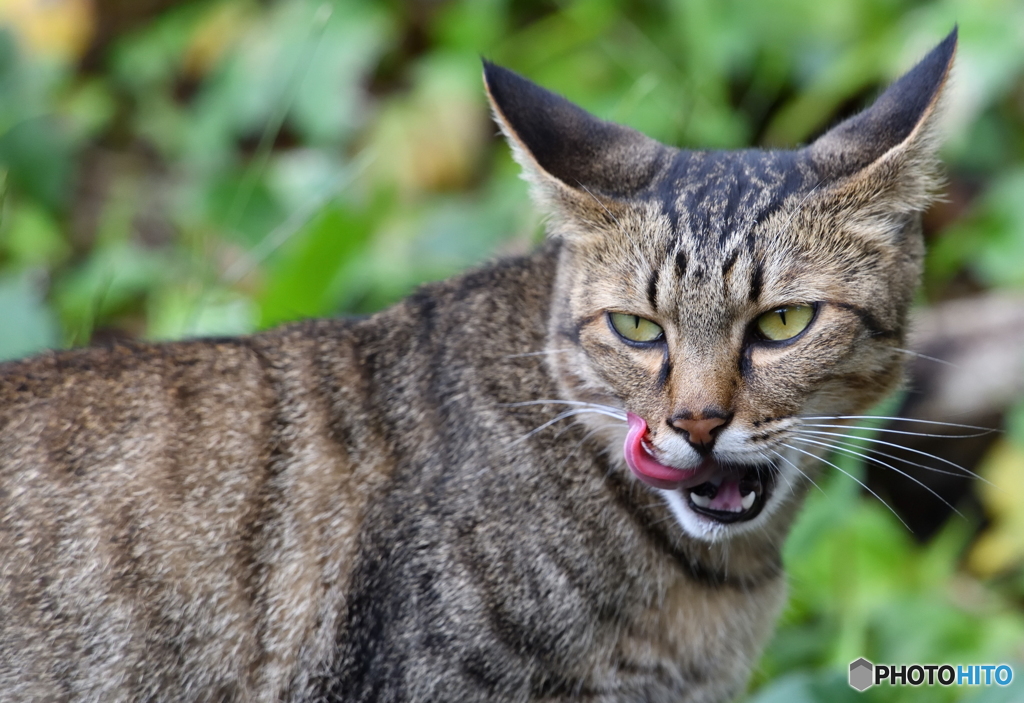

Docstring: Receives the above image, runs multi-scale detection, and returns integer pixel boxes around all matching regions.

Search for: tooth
[741,492,755,511]
[691,493,712,509]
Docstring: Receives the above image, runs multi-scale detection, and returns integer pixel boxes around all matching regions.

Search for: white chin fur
[662,490,729,541]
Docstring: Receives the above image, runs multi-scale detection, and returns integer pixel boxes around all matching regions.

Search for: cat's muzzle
[624,412,776,524]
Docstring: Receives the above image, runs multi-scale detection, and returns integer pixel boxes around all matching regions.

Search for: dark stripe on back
[226,341,286,596]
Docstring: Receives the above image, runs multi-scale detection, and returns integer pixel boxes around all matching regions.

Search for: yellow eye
[608,313,664,344]
[755,304,815,342]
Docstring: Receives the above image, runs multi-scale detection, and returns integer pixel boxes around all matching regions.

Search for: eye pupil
[608,312,664,345]
[754,304,815,342]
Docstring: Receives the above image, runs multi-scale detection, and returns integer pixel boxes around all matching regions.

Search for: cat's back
[0,320,389,700]
[0,248,559,701]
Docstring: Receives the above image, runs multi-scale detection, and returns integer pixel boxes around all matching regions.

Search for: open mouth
[684,465,774,523]
[623,412,775,524]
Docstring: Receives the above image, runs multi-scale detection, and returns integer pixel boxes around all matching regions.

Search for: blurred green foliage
[0,0,1022,699]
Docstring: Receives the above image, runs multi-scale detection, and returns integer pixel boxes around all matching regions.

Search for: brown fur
[0,32,955,702]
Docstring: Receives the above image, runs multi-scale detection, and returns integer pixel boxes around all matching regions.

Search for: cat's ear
[483,61,665,225]
[808,28,957,213]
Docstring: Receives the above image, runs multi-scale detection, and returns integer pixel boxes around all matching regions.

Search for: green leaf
[147,285,257,340]
[0,271,59,360]
[0,116,74,211]
[0,198,70,266]
[257,201,375,328]
[52,243,172,344]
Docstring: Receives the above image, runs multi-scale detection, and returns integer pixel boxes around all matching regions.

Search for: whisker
[758,452,781,477]
[503,399,618,409]
[503,399,627,419]
[574,410,625,422]
[788,436,962,517]
[549,408,625,423]
[798,422,993,440]
[511,410,585,445]
[790,429,991,485]
[503,348,577,359]
[647,513,682,528]
[780,442,910,531]
[578,183,622,229]
[792,428,993,485]
[799,416,997,433]
[778,180,823,237]
[891,347,960,368]
[757,452,788,488]
[766,448,825,495]
[511,409,623,446]
[760,452,818,510]
[495,420,600,477]
[548,413,617,442]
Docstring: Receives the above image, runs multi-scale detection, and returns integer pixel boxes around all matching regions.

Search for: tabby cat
[0,29,956,702]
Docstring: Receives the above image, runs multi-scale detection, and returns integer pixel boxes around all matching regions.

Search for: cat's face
[545,152,924,539]
[485,30,955,542]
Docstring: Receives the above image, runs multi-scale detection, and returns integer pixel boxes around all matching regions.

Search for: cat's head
[485,30,956,542]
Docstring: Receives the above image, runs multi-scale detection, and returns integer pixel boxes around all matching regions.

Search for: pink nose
[670,416,728,449]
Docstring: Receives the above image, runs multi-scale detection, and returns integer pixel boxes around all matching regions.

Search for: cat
[0,28,956,703]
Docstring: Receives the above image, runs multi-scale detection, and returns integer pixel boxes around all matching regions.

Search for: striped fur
[0,31,955,702]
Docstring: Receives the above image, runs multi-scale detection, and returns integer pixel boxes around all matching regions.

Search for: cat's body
[0,247,785,702]
[0,31,956,702]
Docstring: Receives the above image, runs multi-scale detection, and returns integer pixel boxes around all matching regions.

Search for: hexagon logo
[849,658,874,691]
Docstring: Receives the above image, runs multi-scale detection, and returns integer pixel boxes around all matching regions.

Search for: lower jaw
[686,495,765,524]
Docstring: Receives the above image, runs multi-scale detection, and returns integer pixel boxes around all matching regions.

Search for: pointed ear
[809,28,957,211]
[482,61,665,219]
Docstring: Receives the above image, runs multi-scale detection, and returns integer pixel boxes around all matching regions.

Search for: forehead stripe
[722,249,739,278]
[674,249,688,279]
[748,261,764,302]
[646,267,661,312]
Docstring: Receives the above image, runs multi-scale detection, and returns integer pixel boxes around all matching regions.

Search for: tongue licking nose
[623,412,768,522]
[623,412,701,490]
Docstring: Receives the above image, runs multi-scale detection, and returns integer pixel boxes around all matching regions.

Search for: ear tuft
[482,60,665,200]
[810,27,957,179]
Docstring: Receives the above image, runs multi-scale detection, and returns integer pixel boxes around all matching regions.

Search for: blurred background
[0,0,1022,700]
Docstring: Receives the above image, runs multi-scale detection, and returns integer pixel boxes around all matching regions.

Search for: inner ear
[483,61,667,199]
[808,28,957,179]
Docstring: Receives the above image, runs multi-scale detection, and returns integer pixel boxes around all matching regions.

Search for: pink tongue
[624,412,699,489]
[705,479,744,512]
